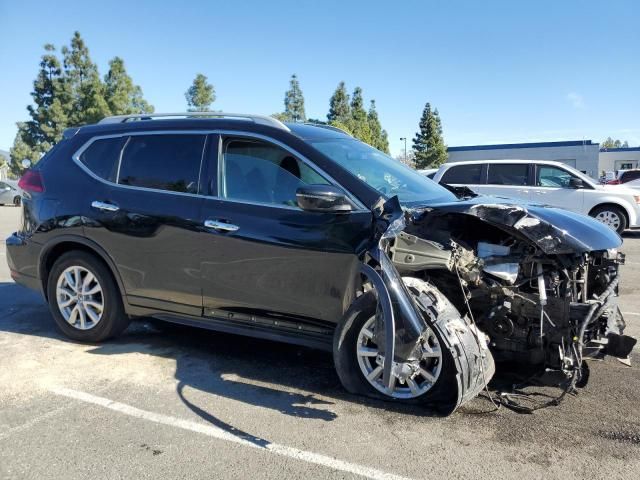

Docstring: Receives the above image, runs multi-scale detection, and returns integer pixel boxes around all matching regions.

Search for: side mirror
[296,185,353,213]
[569,177,584,189]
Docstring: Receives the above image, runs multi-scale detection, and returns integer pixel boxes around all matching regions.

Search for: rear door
[530,164,585,212]
[76,132,208,315]
[480,163,532,202]
[198,134,372,324]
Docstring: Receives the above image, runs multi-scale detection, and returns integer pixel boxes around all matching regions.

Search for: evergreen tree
[9,44,70,173]
[327,81,350,124]
[283,74,306,122]
[104,57,154,115]
[412,102,447,168]
[185,73,215,111]
[345,87,372,145]
[62,31,110,125]
[367,100,389,153]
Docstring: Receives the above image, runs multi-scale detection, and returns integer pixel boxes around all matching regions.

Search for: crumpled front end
[359,196,494,412]
[390,201,636,394]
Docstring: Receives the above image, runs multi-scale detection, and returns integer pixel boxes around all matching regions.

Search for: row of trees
[9,32,447,175]
[10,32,153,175]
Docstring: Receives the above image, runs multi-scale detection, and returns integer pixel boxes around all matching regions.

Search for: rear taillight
[606,179,621,185]
[18,170,45,193]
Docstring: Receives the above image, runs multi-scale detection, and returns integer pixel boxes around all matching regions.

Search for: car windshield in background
[310,138,456,205]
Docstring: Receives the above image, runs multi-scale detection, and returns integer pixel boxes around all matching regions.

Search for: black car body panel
[410,196,622,254]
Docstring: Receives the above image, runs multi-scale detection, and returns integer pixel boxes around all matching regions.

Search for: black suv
[7,113,633,413]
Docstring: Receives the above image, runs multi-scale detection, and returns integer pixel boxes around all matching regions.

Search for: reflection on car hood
[412,196,622,254]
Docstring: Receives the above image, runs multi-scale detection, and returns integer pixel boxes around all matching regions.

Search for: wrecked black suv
[6,113,635,413]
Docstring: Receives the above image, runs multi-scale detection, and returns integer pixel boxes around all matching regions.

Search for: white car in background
[0,179,22,206]
[432,160,640,233]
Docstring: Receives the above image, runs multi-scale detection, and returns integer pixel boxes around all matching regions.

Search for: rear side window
[440,164,482,184]
[78,137,128,182]
[487,163,528,185]
[118,134,206,193]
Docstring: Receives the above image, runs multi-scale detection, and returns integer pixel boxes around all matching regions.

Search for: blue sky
[1,0,638,157]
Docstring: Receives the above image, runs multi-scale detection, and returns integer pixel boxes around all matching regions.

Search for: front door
[199,135,372,323]
[529,164,585,213]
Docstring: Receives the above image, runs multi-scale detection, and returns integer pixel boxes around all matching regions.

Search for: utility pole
[399,137,407,163]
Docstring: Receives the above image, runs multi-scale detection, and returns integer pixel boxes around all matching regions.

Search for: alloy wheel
[595,210,622,231]
[55,266,104,330]
[355,316,442,399]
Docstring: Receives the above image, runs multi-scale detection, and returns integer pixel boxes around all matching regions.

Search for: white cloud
[566,92,585,109]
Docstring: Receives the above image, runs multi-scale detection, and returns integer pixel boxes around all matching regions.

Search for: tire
[13,196,21,207]
[47,250,129,342]
[333,291,457,408]
[590,205,627,234]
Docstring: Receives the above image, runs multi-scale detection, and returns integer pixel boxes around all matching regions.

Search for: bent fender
[362,196,494,408]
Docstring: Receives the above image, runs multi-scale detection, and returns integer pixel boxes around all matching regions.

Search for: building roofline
[447,140,596,152]
[600,147,640,152]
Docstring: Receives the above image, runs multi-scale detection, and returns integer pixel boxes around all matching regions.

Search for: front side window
[223,139,329,207]
[487,163,528,186]
[537,165,576,188]
[118,134,206,193]
[440,164,482,184]
[78,137,128,182]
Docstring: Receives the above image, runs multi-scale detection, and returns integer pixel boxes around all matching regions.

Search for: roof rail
[98,112,290,131]
[304,123,352,137]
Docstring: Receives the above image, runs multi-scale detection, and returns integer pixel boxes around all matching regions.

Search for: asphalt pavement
[1,206,639,479]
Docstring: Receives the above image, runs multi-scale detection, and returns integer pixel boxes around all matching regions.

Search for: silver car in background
[0,180,22,206]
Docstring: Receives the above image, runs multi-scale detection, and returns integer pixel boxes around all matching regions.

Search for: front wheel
[13,196,21,206]
[333,290,457,407]
[590,205,627,233]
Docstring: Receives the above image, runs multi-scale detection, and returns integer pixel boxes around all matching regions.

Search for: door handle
[91,200,120,212]
[204,219,239,232]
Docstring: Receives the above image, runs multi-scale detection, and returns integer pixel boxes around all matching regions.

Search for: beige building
[599,148,640,173]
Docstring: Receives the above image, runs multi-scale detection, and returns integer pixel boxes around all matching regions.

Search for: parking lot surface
[1,206,639,479]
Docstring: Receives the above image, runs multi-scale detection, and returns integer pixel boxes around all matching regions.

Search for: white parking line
[623,312,640,316]
[50,386,412,480]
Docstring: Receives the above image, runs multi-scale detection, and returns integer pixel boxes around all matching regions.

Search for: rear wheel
[590,205,627,233]
[333,291,456,406]
[47,251,129,342]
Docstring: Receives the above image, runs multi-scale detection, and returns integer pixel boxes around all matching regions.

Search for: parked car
[0,179,22,206]
[606,169,640,189]
[6,113,633,413]
[418,168,438,179]
[432,160,640,233]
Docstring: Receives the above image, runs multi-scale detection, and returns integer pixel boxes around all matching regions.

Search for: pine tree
[185,74,215,112]
[413,102,447,168]
[62,31,110,125]
[345,87,372,144]
[327,81,350,124]
[367,100,389,153]
[9,44,70,173]
[104,57,154,115]
[283,74,306,122]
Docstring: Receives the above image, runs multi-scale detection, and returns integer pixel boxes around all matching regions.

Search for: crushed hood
[410,196,622,254]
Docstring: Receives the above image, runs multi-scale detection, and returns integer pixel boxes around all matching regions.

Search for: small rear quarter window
[78,137,128,182]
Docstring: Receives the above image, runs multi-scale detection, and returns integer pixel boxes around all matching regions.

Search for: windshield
[310,138,456,205]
